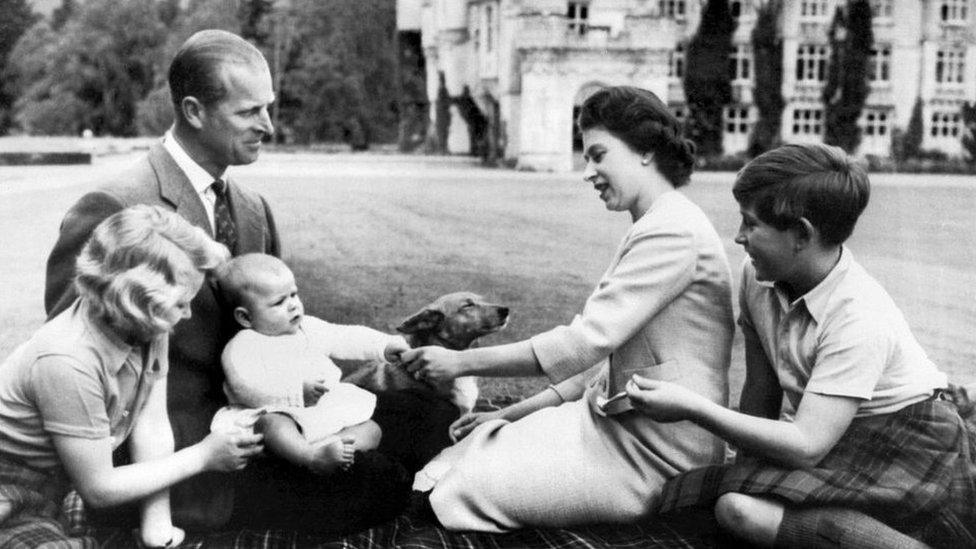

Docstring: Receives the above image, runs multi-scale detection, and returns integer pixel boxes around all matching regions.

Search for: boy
[625,144,975,548]
[211,253,410,475]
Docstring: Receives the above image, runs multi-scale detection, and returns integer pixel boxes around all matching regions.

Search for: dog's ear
[397,309,445,334]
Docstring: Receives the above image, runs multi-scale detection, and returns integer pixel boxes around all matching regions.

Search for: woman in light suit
[401,86,735,532]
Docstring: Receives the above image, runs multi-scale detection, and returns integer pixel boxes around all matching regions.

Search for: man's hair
[733,143,870,245]
[577,85,697,188]
[168,29,266,111]
[216,253,291,311]
[75,205,229,340]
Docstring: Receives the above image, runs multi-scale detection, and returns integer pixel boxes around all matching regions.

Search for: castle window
[930,111,962,137]
[796,44,828,82]
[669,43,685,78]
[860,108,891,136]
[792,108,824,136]
[729,44,752,81]
[800,0,829,19]
[941,0,969,23]
[868,45,891,82]
[936,48,966,84]
[660,0,686,19]
[567,0,589,36]
[871,0,893,18]
[485,4,495,53]
[730,0,750,19]
[724,106,753,134]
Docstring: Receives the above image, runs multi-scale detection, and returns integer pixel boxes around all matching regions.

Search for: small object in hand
[597,390,628,412]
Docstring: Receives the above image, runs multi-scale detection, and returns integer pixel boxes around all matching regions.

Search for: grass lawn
[2,151,975,409]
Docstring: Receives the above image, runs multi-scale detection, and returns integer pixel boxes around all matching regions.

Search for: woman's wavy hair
[577,86,697,188]
[75,205,229,340]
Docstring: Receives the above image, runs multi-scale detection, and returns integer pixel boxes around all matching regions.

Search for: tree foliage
[0,0,37,133]
[822,0,872,153]
[748,0,784,157]
[684,0,736,157]
[9,0,167,136]
[276,0,398,146]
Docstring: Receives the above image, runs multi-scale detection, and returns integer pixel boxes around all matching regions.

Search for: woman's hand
[625,375,704,423]
[303,379,328,406]
[450,409,504,442]
[139,524,185,548]
[400,346,464,385]
[383,337,411,365]
[199,431,263,472]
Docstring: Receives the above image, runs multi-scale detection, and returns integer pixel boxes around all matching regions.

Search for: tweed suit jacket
[44,140,280,528]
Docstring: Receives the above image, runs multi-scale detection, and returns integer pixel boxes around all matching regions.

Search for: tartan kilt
[0,455,97,549]
[656,399,976,548]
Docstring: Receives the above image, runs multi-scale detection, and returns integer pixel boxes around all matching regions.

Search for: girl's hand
[625,375,702,423]
[450,410,504,442]
[400,346,464,385]
[303,379,328,406]
[199,431,263,472]
[139,524,185,548]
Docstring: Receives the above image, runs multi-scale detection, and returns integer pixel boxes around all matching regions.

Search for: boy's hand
[625,375,702,423]
[303,379,328,406]
[384,337,411,365]
[449,410,503,442]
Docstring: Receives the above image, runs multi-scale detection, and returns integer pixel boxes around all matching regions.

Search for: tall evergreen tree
[747,0,784,157]
[0,0,37,133]
[683,0,735,157]
[898,96,924,161]
[822,0,872,153]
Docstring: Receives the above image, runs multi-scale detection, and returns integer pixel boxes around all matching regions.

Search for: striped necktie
[211,179,238,254]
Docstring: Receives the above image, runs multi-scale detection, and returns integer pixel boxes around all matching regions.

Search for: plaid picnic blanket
[656,399,976,548]
[0,456,98,549]
[94,506,728,549]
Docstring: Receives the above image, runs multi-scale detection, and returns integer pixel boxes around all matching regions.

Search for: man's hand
[383,337,411,365]
[399,346,464,385]
[303,379,328,406]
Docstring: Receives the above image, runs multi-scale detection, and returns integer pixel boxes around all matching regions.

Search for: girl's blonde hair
[75,205,229,339]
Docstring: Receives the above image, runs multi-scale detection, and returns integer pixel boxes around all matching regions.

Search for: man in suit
[44,30,416,533]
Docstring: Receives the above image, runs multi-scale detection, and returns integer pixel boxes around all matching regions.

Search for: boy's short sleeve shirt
[738,248,946,418]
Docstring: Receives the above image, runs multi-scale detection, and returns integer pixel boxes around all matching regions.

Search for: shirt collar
[76,300,135,375]
[163,129,222,194]
[773,246,853,324]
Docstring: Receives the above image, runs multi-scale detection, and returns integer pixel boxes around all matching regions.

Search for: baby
[211,253,409,475]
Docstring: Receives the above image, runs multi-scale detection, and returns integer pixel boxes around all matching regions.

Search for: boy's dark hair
[577,86,697,188]
[733,143,870,245]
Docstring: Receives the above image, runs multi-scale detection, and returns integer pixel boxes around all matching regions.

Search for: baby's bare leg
[255,413,353,475]
[338,420,382,451]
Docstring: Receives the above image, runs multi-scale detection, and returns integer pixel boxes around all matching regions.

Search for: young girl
[0,205,262,548]
[626,144,975,548]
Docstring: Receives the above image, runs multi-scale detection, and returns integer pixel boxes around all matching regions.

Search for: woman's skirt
[656,399,976,548]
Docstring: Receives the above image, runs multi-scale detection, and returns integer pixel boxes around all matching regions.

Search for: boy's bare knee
[254,412,294,435]
[714,493,781,546]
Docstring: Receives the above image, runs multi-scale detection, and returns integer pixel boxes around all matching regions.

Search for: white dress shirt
[162,130,222,232]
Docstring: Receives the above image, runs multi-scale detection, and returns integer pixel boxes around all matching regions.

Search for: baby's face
[243,269,304,336]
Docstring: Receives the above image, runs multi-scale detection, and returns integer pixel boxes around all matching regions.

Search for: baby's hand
[384,336,411,365]
[303,379,328,406]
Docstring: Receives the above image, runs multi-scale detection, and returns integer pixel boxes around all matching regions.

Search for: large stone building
[397,0,976,171]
